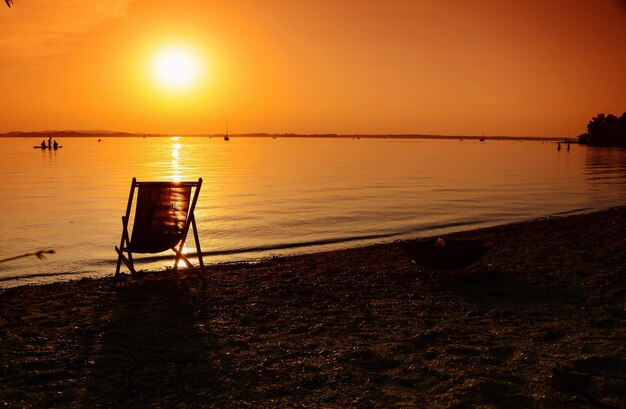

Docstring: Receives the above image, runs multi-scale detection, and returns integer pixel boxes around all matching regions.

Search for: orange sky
[1,0,625,137]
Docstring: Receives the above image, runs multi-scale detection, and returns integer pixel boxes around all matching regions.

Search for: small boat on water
[35,137,61,150]
[224,122,230,141]
[400,238,493,271]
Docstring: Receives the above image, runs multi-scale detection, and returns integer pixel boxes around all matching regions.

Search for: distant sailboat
[224,122,230,141]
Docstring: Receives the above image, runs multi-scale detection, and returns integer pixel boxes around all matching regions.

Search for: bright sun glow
[151,47,200,91]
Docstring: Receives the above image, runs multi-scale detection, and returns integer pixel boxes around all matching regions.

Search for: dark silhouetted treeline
[579,113,626,147]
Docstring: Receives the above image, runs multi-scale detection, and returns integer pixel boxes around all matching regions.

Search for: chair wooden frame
[115,177,205,278]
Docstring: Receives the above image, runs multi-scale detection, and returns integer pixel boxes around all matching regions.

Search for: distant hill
[230,133,566,141]
[1,130,567,141]
[0,131,166,138]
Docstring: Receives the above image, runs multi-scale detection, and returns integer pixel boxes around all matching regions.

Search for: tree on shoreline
[578,112,626,147]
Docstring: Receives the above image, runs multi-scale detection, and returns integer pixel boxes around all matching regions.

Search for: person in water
[40,140,46,149]
[47,136,52,149]
[53,140,58,149]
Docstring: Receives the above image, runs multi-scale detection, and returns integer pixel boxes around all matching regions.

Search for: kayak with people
[34,138,62,149]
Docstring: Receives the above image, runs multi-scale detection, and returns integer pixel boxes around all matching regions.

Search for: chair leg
[115,249,123,279]
[115,217,136,278]
[192,215,205,273]
[115,217,128,279]
[172,247,194,270]
[173,232,186,271]
[172,215,204,273]
[115,246,137,275]
[173,244,181,272]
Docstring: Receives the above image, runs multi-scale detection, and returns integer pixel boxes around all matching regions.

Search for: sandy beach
[1,207,625,408]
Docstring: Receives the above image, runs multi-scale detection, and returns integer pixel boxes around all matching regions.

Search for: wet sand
[1,207,625,408]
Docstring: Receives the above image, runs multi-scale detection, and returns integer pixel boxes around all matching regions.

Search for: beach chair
[115,178,205,278]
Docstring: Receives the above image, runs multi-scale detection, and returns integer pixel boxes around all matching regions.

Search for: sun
[151,47,200,91]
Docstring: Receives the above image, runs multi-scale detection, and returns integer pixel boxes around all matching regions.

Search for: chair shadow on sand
[81,178,231,406]
[81,275,223,407]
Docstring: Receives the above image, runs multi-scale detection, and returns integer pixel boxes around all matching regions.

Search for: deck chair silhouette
[115,177,204,278]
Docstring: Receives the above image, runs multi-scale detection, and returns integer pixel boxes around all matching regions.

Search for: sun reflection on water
[170,137,182,182]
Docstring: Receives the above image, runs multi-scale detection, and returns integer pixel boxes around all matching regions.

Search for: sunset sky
[1,0,624,137]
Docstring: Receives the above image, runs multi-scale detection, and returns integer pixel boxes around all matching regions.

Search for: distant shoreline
[0,130,573,142]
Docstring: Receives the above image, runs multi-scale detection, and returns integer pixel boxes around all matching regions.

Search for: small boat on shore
[400,238,492,271]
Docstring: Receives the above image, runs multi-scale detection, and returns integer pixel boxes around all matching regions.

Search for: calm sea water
[1,137,624,287]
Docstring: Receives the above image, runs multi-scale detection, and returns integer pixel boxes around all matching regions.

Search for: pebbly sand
[1,207,625,408]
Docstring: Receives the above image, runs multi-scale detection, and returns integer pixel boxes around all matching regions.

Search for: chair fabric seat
[129,184,191,253]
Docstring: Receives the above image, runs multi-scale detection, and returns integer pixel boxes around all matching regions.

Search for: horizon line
[0,129,575,141]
